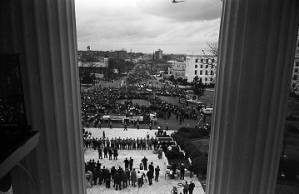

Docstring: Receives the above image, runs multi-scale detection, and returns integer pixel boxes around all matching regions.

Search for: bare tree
[207,42,218,56]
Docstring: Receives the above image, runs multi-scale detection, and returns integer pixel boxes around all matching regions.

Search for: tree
[176,77,183,84]
[193,155,208,179]
[191,76,204,95]
[207,41,218,57]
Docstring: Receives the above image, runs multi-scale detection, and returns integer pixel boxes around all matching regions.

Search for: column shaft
[5,0,86,194]
[207,0,299,194]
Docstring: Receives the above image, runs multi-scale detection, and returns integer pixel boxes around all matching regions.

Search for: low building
[78,56,109,79]
[185,55,217,84]
[168,60,186,79]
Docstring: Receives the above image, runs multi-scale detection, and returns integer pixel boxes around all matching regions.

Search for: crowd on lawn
[81,87,205,129]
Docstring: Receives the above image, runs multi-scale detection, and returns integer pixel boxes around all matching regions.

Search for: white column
[207,0,299,194]
[6,0,86,194]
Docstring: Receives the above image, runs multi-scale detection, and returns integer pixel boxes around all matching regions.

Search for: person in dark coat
[146,170,154,185]
[114,172,121,190]
[124,158,129,170]
[105,169,111,188]
[148,162,154,172]
[122,170,128,188]
[155,166,160,182]
[188,181,195,194]
[113,148,118,160]
[94,161,101,184]
[108,147,113,160]
[180,163,185,180]
[142,157,148,170]
[129,157,133,171]
[103,147,108,158]
[110,166,116,187]
[98,147,102,159]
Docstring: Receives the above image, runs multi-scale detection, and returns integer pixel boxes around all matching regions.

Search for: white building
[168,60,186,79]
[185,55,217,84]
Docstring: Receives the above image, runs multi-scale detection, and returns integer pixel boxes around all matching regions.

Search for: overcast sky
[75,0,222,54]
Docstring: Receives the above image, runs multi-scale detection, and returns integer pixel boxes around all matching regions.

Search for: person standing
[188,181,195,194]
[146,170,154,185]
[114,172,121,190]
[180,163,185,180]
[137,171,143,188]
[105,169,111,188]
[131,169,137,187]
[155,166,160,182]
[125,169,131,186]
[103,146,108,158]
[98,147,102,159]
[113,148,118,160]
[124,158,129,170]
[183,181,189,194]
[108,147,113,160]
[142,157,148,170]
[124,122,127,131]
[129,157,134,171]
[122,170,128,188]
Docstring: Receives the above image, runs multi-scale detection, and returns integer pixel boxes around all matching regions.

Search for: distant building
[115,50,128,60]
[291,30,299,90]
[168,60,186,79]
[154,49,163,60]
[78,48,109,79]
[185,55,217,84]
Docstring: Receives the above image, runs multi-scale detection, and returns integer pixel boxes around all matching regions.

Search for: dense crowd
[83,130,159,151]
[83,126,198,193]
[85,157,162,190]
[81,87,203,128]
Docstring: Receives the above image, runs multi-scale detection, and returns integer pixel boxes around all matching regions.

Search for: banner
[102,115,143,121]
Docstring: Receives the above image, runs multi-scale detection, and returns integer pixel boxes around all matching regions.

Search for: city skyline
[75,0,222,54]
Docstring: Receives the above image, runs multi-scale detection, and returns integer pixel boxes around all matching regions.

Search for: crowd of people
[85,157,162,190]
[83,130,159,152]
[83,129,197,193]
[81,87,204,129]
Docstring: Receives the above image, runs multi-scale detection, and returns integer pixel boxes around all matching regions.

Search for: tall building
[154,49,163,60]
[185,55,217,84]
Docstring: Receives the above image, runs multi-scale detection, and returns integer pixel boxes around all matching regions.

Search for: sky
[75,0,222,54]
